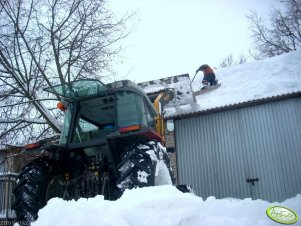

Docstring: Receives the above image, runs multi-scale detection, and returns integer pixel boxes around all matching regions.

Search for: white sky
[108,0,278,83]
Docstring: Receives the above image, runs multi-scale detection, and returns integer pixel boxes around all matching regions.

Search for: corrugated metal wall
[175,97,301,202]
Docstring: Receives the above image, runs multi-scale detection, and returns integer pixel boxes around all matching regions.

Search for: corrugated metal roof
[166,92,301,120]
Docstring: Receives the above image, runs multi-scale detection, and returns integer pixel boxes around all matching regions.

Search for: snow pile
[138,74,195,107]
[166,50,301,117]
[31,185,300,226]
[165,76,195,108]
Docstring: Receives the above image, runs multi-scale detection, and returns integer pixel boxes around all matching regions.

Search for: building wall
[0,149,22,173]
[164,122,178,184]
[0,148,21,220]
[174,97,301,202]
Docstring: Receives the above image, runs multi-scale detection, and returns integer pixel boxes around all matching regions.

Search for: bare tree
[219,54,234,68]
[247,0,301,59]
[219,53,247,68]
[237,54,248,65]
[0,0,133,146]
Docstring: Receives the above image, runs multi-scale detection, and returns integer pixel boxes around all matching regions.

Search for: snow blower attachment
[13,79,188,224]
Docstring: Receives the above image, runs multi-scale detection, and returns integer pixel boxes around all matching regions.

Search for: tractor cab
[45,79,163,148]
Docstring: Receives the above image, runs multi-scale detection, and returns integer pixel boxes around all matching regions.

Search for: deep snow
[31,185,300,226]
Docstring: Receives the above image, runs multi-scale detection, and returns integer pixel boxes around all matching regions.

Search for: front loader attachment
[138,74,196,108]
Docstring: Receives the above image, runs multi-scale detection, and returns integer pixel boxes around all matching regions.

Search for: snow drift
[31,185,301,226]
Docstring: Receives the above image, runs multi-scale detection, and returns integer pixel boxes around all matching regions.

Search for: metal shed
[174,95,301,202]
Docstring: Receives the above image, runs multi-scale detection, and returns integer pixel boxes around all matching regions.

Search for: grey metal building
[171,94,301,202]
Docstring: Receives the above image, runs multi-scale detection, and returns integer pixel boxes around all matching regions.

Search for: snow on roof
[165,49,301,118]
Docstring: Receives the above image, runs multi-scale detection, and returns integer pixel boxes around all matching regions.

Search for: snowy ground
[30,185,301,226]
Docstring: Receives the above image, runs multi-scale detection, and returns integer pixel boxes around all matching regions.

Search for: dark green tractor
[13,79,175,223]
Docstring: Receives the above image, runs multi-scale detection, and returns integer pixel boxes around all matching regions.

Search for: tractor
[13,79,177,223]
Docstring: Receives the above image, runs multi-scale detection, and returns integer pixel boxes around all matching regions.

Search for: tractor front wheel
[116,140,174,191]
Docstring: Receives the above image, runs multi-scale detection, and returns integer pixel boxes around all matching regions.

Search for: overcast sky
[108,0,278,83]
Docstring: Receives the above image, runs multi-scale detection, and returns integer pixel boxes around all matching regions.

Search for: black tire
[116,140,175,191]
[176,184,195,194]
[13,157,58,224]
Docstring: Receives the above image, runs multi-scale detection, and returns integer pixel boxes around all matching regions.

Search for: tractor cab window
[59,106,73,144]
[73,118,99,143]
[144,104,156,130]
[72,95,116,143]
[117,91,156,130]
[117,91,146,128]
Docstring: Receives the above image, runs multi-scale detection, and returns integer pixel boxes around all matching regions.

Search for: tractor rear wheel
[13,157,58,224]
[116,140,174,191]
